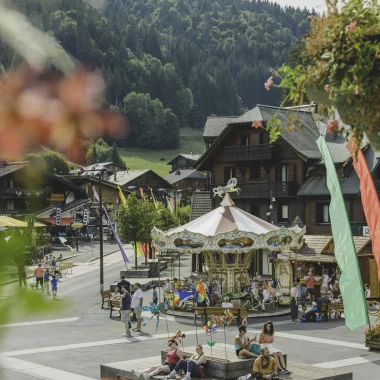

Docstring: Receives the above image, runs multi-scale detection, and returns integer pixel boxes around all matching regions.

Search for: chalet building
[69,162,126,176]
[203,116,239,149]
[0,161,88,223]
[167,153,201,173]
[194,105,380,295]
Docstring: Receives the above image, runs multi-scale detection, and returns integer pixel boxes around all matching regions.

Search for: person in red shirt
[34,263,45,289]
[305,272,315,302]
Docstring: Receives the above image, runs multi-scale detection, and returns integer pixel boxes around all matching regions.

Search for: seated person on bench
[166,344,206,380]
[238,347,280,380]
[133,340,183,380]
[235,325,261,358]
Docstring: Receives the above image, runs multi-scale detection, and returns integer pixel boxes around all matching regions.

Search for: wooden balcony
[0,188,51,198]
[224,144,272,162]
[211,181,297,199]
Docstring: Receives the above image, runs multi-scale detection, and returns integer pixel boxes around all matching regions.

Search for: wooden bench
[196,307,249,326]
[319,302,344,321]
[101,290,112,309]
[108,299,121,319]
[60,262,73,277]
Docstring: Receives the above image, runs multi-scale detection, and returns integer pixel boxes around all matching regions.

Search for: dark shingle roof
[203,116,239,138]
[190,191,213,221]
[0,162,29,178]
[167,154,201,166]
[164,169,207,185]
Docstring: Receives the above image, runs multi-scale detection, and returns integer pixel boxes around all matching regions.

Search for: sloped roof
[167,154,201,166]
[0,162,29,178]
[164,169,207,185]
[297,171,360,196]
[203,116,239,138]
[107,169,150,186]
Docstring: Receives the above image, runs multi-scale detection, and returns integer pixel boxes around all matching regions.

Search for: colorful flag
[141,242,150,258]
[167,197,174,213]
[92,185,129,263]
[136,242,143,257]
[55,202,62,226]
[150,188,158,209]
[317,136,369,330]
[118,185,127,208]
[58,237,73,251]
[347,140,380,278]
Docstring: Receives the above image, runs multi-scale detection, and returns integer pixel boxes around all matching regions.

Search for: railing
[0,188,51,198]
[211,181,297,198]
[224,144,272,162]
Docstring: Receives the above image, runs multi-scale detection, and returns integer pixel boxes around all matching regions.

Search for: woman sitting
[166,345,206,380]
[259,321,289,375]
[235,325,261,358]
[133,340,183,380]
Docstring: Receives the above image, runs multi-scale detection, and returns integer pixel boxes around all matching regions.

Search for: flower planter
[365,336,380,351]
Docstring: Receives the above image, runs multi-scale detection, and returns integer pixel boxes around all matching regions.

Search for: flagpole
[98,172,104,293]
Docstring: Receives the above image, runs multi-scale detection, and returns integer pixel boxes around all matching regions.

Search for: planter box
[365,336,380,351]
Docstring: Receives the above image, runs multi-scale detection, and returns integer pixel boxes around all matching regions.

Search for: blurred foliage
[82,138,125,166]
[27,151,71,174]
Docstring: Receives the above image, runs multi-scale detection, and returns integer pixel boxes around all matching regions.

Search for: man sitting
[238,347,280,380]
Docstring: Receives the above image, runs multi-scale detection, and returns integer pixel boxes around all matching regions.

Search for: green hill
[119,128,205,177]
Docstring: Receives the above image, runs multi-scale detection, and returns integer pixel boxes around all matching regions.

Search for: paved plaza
[0,246,379,380]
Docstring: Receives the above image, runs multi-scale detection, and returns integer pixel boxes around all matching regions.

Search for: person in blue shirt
[51,275,58,299]
[43,270,51,295]
[120,285,132,337]
[152,285,158,305]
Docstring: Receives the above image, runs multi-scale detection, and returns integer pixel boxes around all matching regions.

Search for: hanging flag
[141,242,150,258]
[167,197,174,213]
[317,136,369,330]
[92,185,129,263]
[135,242,143,257]
[347,140,380,278]
[58,237,73,251]
[55,202,62,226]
[118,185,127,208]
[140,187,145,201]
[150,188,158,209]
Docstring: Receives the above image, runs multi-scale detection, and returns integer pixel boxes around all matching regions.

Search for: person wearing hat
[152,285,158,305]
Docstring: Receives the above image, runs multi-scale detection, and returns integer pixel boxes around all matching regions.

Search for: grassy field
[119,127,205,177]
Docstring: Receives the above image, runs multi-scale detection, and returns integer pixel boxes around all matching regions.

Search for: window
[258,133,264,145]
[249,165,261,180]
[7,201,15,210]
[317,203,330,223]
[278,164,288,182]
[9,179,14,189]
[224,167,236,183]
[240,135,250,146]
[250,204,260,217]
[278,204,289,222]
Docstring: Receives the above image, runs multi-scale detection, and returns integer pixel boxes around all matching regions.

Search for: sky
[271,0,327,11]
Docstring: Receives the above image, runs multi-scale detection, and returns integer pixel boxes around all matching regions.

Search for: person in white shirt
[365,284,371,299]
[131,283,144,333]
[321,270,329,296]
[290,281,299,322]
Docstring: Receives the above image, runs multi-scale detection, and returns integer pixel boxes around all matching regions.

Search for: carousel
[152,180,306,311]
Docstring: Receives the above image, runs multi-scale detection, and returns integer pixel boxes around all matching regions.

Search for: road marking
[0,318,79,329]
[313,354,380,368]
[87,303,101,311]
[0,355,96,380]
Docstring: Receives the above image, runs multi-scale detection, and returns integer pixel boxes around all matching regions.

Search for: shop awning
[0,216,45,228]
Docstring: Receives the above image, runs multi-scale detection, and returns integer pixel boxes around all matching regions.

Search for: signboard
[363,226,370,237]
[71,221,84,229]
[83,208,89,225]
[49,194,65,202]
[55,203,62,226]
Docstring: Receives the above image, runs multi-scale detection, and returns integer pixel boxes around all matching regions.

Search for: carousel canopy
[152,193,306,254]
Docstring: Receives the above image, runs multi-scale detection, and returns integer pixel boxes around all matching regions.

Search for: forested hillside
[0,0,313,149]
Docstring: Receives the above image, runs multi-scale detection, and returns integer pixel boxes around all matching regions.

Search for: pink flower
[327,120,339,134]
[252,120,262,129]
[264,76,274,91]
[345,22,357,33]
[354,85,359,96]
[324,84,330,93]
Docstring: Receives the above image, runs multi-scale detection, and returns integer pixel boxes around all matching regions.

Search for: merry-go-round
[152,182,306,315]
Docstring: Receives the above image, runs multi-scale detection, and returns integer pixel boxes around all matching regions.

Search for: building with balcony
[167,153,202,173]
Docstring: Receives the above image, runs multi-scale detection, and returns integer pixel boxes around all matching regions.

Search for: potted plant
[365,323,380,351]
[262,0,380,150]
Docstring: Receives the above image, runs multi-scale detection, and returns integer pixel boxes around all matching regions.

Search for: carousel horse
[213,178,240,198]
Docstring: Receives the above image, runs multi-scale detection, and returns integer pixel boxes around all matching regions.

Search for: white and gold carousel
[152,180,306,297]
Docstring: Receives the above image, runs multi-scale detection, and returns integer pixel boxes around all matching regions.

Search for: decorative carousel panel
[217,236,254,249]
[174,237,204,249]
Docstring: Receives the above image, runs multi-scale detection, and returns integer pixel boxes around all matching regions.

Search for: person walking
[116,275,131,295]
[365,284,371,299]
[34,263,44,290]
[152,285,158,305]
[305,272,315,303]
[43,269,51,295]
[51,275,58,299]
[290,281,298,322]
[131,283,143,333]
[17,262,27,289]
[120,285,132,337]
[320,270,329,296]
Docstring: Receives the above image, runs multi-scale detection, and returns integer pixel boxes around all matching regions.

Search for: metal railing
[0,188,51,198]
[224,144,272,162]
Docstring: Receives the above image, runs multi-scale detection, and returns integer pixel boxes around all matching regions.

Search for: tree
[27,151,71,175]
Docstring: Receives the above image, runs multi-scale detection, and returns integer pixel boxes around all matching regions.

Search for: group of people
[33,255,62,299]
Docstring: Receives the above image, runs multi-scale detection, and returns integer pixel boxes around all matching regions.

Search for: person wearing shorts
[51,275,58,299]
[34,263,44,289]
[120,285,132,337]
[43,269,50,295]
[305,272,315,302]
[131,283,143,332]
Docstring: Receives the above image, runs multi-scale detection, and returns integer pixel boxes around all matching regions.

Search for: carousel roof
[167,198,278,236]
[152,193,306,253]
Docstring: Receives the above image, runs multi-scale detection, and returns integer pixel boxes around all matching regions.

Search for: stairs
[190,191,213,221]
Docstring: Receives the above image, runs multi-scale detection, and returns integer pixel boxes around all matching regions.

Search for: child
[43,269,50,295]
[152,285,158,305]
[365,284,371,299]
[51,275,58,299]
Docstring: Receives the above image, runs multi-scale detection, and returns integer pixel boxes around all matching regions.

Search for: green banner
[316,136,368,330]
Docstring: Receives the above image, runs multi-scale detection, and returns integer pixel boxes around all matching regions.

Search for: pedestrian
[152,285,158,305]
[17,262,27,289]
[115,275,130,295]
[51,275,58,299]
[43,269,51,295]
[54,260,61,280]
[305,272,315,303]
[320,270,329,296]
[34,263,44,290]
[120,285,132,337]
[131,283,143,332]
[290,281,298,322]
[296,278,302,297]
[365,284,371,299]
